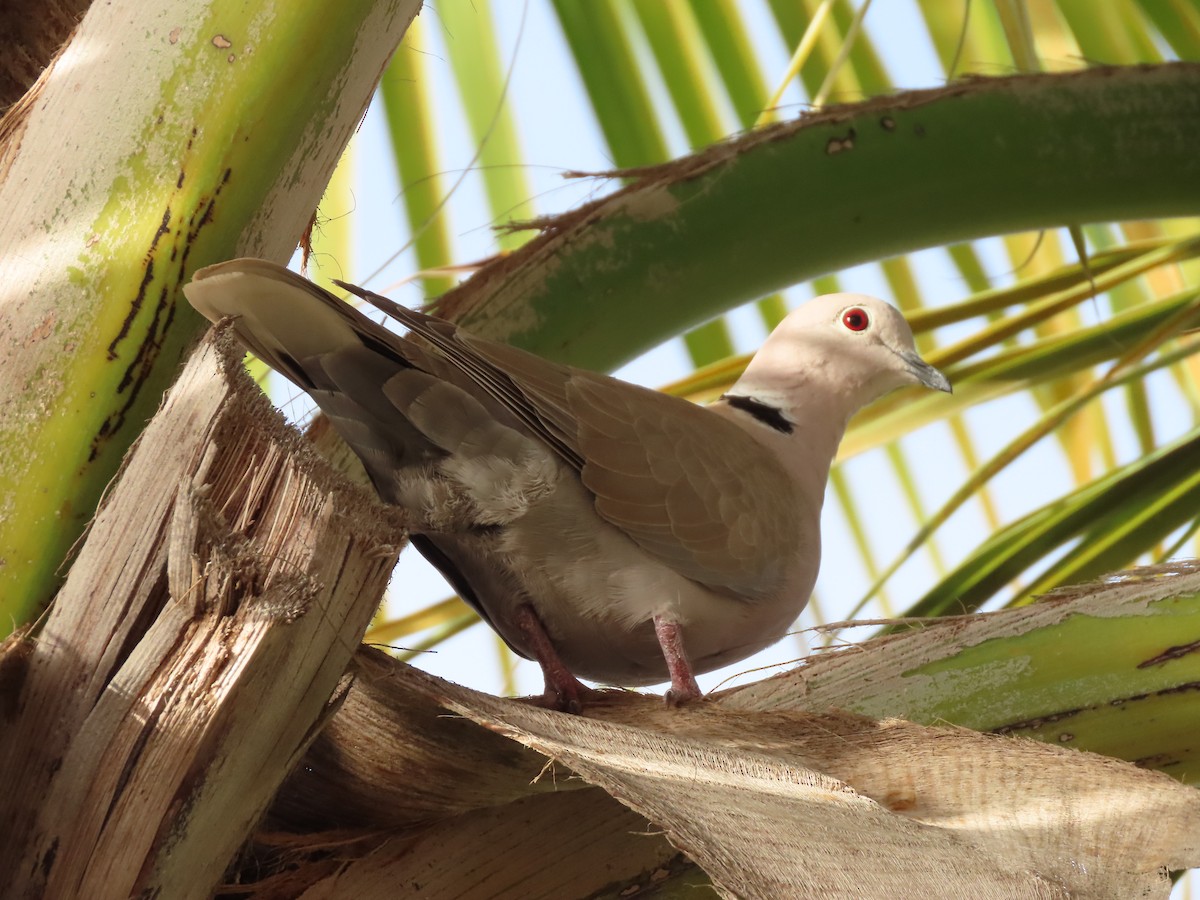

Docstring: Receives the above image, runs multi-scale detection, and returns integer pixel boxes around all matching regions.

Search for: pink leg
[515,604,590,713]
[653,615,702,706]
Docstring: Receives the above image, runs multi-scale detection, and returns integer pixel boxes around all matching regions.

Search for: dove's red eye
[842,308,869,331]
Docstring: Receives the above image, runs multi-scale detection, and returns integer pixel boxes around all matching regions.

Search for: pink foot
[515,604,592,713]
[653,615,702,706]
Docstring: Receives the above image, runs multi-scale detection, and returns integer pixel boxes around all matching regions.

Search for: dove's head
[731,293,951,417]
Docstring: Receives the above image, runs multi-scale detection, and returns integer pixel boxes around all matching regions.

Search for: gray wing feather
[338,280,801,599]
[192,262,799,601]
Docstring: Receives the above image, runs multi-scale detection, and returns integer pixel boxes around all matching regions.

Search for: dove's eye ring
[841,308,869,332]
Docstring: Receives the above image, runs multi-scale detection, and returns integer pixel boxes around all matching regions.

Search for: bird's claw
[541,681,589,714]
[664,676,703,707]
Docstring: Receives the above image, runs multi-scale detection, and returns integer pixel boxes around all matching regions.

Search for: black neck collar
[720,393,793,434]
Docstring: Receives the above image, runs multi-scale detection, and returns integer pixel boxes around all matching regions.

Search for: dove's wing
[568,372,802,598]
[192,262,802,602]
[340,281,803,601]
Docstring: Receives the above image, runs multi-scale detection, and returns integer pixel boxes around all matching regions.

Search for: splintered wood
[0,332,401,899]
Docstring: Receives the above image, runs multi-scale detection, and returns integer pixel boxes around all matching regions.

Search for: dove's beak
[898,350,952,394]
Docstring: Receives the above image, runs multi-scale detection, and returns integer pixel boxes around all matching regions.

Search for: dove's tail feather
[184,259,464,478]
[185,258,392,391]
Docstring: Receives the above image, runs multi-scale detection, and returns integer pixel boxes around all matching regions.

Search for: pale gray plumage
[184,258,950,709]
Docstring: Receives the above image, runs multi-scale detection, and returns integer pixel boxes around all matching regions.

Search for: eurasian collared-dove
[185,259,950,710]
